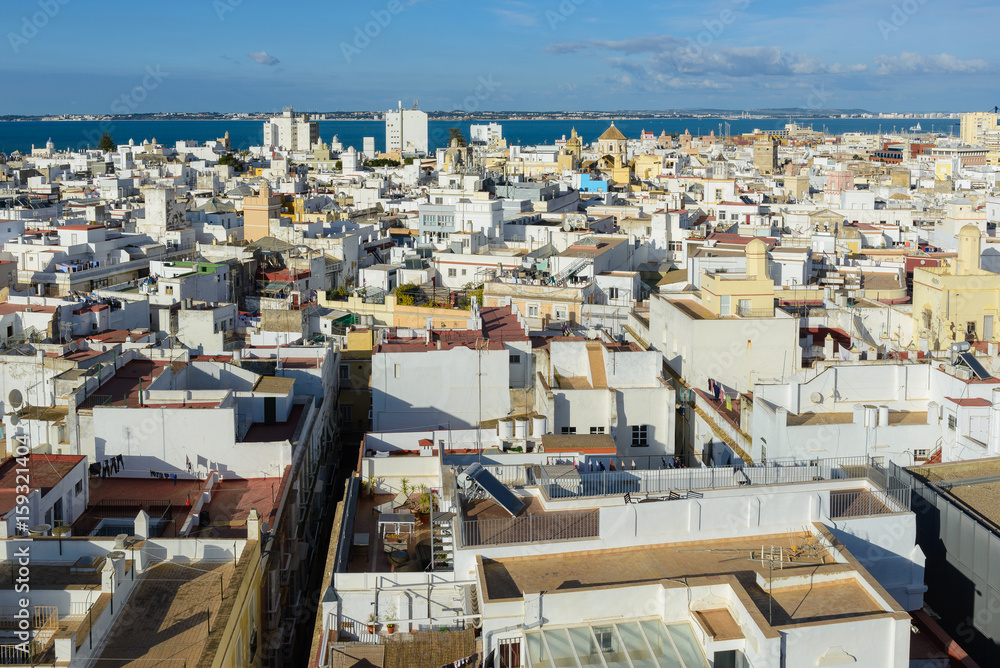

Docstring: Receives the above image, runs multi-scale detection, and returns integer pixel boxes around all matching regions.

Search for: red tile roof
[945,397,991,407]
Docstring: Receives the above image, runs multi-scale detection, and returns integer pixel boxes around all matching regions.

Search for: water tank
[878,405,889,427]
[497,419,514,439]
[531,416,547,438]
[514,418,528,439]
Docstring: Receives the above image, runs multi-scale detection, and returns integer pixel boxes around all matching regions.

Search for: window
[631,425,649,447]
[608,287,619,300]
[527,304,539,318]
[561,427,577,434]
[75,480,83,496]
[448,268,457,277]
[394,363,401,379]
[668,241,683,252]
[339,405,352,422]
[913,448,930,461]
[555,307,568,321]
[509,354,521,364]
[720,295,731,316]
[966,321,976,337]
[738,299,750,315]
[947,414,957,431]
[165,285,174,295]
[461,268,467,276]
[339,364,349,380]
[590,427,605,434]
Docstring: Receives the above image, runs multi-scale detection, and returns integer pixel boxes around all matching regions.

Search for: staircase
[551,256,589,285]
[430,511,455,571]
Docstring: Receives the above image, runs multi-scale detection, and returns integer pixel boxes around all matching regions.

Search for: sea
[0,117,961,156]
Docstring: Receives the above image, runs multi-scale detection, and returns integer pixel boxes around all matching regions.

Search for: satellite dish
[8,389,23,410]
[8,414,19,426]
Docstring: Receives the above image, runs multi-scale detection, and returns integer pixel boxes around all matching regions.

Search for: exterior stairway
[430,511,455,571]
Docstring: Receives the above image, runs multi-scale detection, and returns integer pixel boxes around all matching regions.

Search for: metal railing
[830,486,906,518]
[461,511,599,547]
[536,459,861,500]
[736,305,775,318]
[0,643,33,665]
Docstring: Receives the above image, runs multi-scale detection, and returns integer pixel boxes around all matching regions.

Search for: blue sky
[1,0,997,114]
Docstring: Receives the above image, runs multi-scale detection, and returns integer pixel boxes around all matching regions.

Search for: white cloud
[874,52,990,76]
[547,36,868,79]
[248,50,280,66]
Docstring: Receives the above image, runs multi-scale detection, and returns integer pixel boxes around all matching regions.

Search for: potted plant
[366,475,377,498]
[366,612,378,635]
[383,607,397,634]
[417,484,432,523]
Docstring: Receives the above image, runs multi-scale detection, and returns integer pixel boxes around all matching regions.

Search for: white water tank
[497,419,513,439]
[531,416,547,438]
[878,405,889,427]
[514,418,528,439]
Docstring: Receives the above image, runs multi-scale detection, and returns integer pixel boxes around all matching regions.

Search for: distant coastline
[0,108,961,124]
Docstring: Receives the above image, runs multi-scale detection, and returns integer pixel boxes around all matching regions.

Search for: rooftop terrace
[480,532,892,627]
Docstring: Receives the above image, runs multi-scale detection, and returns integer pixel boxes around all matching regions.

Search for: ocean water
[0,117,959,156]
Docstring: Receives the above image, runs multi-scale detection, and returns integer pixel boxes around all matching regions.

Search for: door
[985,315,994,341]
[264,397,276,424]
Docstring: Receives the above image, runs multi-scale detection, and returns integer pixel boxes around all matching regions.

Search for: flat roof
[480,532,890,626]
[0,454,83,512]
[95,560,237,668]
[786,411,927,427]
[242,402,306,443]
[252,375,295,395]
[909,457,1000,533]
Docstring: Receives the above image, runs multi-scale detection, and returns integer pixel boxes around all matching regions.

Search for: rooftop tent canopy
[524,620,709,668]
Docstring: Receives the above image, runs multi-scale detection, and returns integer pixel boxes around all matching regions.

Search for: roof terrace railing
[501,455,907,509]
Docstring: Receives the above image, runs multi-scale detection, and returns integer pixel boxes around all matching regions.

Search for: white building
[535,338,675,459]
[263,108,319,152]
[470,122,503,146]
[384,102,428,156]
[318,448,925,668]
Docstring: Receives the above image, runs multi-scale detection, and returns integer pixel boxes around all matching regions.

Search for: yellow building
[699,239,775,317]
[633,153,664,181]
[483,279,593,328]
[960,111,1000,148]
[912,224,1000,349]
[243,182,282,242]
[318,293,472,329]
[338,328,375,433]
[595,123,632,185]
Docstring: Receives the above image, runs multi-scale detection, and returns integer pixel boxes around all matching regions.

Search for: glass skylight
[524,620,710,668]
